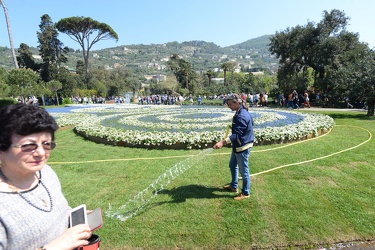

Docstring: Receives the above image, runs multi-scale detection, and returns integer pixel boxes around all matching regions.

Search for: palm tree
[0,0,18,68]
[220,62,230,86]
[228,61,237,84]
[205,69,215,86]
[179,60,192,90]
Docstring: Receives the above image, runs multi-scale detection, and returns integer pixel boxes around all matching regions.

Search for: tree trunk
[367,100,374,116]
[55,92,60,106]
[0,0,19,68]
[230,70,234,84]
[83,48,90,87]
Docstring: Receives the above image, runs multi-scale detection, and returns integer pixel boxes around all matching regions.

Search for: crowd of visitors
[277,90,312,109]
[12,91,368,110]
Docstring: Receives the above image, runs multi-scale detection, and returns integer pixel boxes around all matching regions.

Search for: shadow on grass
[158,184,234,202]
[115,185,234,220]
[303,111,374,120]
[327,113,374,120]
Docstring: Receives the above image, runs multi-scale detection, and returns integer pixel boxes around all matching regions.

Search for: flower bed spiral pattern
[52,105,335,149]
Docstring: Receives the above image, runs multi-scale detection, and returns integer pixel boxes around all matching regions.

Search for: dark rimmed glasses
[10,142,57,152]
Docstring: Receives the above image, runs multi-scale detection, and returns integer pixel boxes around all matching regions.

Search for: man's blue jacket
[226,105,254,152]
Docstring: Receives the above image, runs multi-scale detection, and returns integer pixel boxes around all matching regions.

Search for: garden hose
[224,124,232,139]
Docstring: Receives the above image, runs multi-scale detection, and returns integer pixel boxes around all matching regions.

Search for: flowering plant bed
[52,105,335,149]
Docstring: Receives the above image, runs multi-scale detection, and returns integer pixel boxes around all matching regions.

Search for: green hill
[0,35,278,73]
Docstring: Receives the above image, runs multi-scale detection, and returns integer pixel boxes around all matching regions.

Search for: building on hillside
[211,78,225,84]
[251,71,264,76]
[144,74,167,82]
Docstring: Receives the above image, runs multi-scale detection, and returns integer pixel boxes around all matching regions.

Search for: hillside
[0,35,278,74]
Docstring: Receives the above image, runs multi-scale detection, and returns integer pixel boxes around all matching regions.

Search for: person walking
[213,94,254,200]
[303,91,311,108]
[346,97,353,108]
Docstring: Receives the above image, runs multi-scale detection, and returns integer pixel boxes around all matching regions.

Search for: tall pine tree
[37,14,67,82]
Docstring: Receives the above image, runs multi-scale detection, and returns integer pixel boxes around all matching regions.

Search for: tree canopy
[38,14,68,82]
[55,16,119,81]
[269,9,374,116]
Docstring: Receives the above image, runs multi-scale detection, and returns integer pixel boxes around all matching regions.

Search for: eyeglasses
[10,142,57,152]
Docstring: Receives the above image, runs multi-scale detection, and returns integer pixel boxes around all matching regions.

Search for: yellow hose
[224,124,232,139]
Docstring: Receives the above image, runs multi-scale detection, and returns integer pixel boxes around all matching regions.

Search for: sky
[1,0,374,51]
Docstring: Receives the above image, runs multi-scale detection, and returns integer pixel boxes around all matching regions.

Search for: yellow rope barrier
[49,125,371,177]
[251,125,372,176]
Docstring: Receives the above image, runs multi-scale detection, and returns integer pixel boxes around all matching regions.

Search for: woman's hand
[42,224,92,250]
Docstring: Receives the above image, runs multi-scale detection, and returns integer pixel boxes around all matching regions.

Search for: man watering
[213,94,254,200]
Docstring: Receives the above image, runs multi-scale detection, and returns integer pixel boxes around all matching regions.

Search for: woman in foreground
[0,104,91,250]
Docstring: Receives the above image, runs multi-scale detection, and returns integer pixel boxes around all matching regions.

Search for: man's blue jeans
[229,148,251,196]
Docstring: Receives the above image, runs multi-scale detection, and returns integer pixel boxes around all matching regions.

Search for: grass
[48,110,375,249]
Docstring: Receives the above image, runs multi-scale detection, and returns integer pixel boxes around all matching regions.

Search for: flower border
[52,105,335,149]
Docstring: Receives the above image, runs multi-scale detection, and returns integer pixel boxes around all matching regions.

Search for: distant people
[248,93,254,106]
[240,93,247,103]
[178,95,184,105]
[263,92,268,107]
[254,93,260,107]
[197,95,202,105]
[287,92,293,108]
[292,90,299,109]
[189,95,194,105]
[259,93,264,107]
[277,92,285,108]
[303,91,311,108]
[346,97,353,108]
[315,92,320,105]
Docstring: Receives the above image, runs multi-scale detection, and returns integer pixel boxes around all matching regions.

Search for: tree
[75,60,85,75]
[37,14,68,82]
[166,54,196,92]
[166,53,180,75]
[205,69,215,86]
[91,79,107,97]
[126,77,140,97]
[227,61,237,85]
[0,0,18,68]
[269,9,366,98]
[220,61,231,86]
[0,68,10,97]
[6,68,39,101]
[55,16,119,82]
[17,43,39,70]
[0,82,10,97]
[0,67,6,83]
[333,47,375,116]
[178,60,193,90]
[46,80,62,105]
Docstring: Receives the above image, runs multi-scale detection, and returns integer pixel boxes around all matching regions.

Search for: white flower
[51,105,335,149]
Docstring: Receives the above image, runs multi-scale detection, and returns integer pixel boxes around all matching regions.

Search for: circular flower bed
[52,105,335,149]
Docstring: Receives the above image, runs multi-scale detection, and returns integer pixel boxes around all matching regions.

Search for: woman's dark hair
[0,104,59,151]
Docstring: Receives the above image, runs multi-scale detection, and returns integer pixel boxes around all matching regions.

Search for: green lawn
[49,110,375,249]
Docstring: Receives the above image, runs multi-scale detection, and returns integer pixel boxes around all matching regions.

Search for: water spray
[106,147,214,221]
